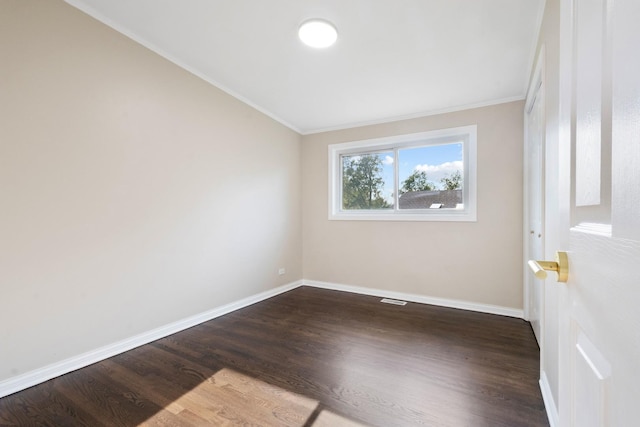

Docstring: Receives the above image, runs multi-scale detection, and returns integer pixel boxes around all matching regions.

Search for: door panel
[573,327,610,427]
[611,0,640,240]
[558,0,640,425]
[574,0,604,208]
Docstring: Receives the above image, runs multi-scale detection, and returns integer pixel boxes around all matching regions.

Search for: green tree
[440,170,462,190]
[342,154,390,209]
[400,170,435,194]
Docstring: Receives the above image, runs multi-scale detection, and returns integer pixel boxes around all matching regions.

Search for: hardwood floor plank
[312,409,367,427]
[0,286,548,426]
[0,381,101,426]
[96,359,187,415]
[51,368,165,426]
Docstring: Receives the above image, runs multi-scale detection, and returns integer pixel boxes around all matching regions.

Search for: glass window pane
[342,152,394,210]
[397,143,463,210]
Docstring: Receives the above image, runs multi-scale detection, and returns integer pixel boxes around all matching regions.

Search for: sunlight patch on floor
[140,367,365,426]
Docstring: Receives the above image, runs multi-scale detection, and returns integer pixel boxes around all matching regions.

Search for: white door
[554,0,640,425]
[525,50,545,346]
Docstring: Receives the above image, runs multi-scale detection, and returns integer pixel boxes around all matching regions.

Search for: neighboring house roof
[398,189,462,209]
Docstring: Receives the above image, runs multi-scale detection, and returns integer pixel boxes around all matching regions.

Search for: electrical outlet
[278,268,286,275]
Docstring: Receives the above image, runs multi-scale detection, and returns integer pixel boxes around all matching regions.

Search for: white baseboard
[0,280,302,399]
[303,280,524,318]
[540,370,559,427]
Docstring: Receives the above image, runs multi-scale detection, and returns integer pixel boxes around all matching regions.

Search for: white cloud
[414,161,463,188]
[382,155,394,165]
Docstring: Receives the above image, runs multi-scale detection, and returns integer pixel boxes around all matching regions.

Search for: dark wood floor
[0,286,549,426]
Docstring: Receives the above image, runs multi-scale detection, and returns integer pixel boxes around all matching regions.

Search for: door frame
[556,0,578,424]
[523,45,546,337]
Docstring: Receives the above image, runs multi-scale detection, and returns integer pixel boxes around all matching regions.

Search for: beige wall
[0,0,302,382]
[302,101,524,309]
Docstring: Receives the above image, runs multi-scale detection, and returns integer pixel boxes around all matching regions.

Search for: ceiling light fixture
[298,19,338,48]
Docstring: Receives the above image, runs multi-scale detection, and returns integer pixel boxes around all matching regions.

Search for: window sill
[329,210,477,222]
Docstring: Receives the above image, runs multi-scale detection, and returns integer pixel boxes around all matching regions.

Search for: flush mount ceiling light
[298,19,338,48]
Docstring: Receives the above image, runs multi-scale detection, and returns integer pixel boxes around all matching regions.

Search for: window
[329,125,477,221]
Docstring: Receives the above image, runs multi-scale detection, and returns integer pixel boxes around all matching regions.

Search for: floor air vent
[380,298,407,306]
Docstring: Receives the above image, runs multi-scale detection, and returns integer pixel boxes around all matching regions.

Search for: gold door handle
[528,251,569,283]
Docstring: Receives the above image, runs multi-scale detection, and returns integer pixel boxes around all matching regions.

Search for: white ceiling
[65,0,545,134]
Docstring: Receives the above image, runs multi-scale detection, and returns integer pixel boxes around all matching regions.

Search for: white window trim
[328,125,477,222]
